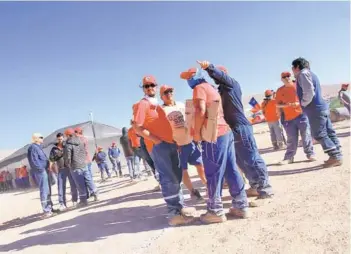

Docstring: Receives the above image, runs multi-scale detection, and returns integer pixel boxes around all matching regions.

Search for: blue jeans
[283,114,315,160]
[98,162,111,179]
[202,131,248,215]
[232,125,273,196]
[110,158,122,173]
[151,142,184,217]
[125,156,140,178]
[71,168,98,202]
[57,168,78,206]
[34,170,53,213]
[305,110,342,159]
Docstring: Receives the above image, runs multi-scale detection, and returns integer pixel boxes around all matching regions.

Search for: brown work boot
[228,208,250,219]
[200,211,227,224]
[168,215,195,226]
[246,188,259,197]
[181,207,196,217]
[323,157,343,168]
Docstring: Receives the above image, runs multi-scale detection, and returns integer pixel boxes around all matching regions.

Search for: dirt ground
[0,121,350,254]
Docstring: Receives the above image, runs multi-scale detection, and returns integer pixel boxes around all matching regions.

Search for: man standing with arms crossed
[132,75,195,226]
[292,57,342,167]
[197,60,273,199]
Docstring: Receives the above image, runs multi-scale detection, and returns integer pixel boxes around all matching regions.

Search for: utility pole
[89,111,98,149]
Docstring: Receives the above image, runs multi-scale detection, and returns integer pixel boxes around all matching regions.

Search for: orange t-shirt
[128,127,141,148]
[133,99,173,153]
[275,83,302,121]
[193,82,230,137]
[261,99,280,123]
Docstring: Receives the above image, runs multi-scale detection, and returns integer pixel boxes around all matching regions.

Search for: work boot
[58,204,67,212]
[42,211,56,219]
[246,188,259,197]
[323,157,343,168]
[77,201,88,208]
[191,189,204,201]
[200,211,227,224]
[278,158,294,165]
[228,207,250,219]
[168,215,195,226]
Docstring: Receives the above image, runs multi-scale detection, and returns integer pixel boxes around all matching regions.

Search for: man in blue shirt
[27,133,55,218]
[197,60,273,199]
[108,142,122,177]
[292,57,342,167]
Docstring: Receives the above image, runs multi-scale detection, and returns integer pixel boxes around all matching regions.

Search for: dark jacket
[49,143,65,170]
[120,127,134,157]
[64,136,86,170]
[205,64,251,128]
[27,143,49,172]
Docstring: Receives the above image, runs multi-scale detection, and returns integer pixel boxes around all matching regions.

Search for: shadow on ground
[0,203,168,252]
[337,131,350,138]
[268,165,324,176]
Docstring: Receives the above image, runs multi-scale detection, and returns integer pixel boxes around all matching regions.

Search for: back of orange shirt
[275,83,302,121]
[128,127,141,148]
[193,82,230,137]
[261,99,280,123]
[133,99,173,153]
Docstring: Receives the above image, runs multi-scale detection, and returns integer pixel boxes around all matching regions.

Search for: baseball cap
[281,72,291,78]
[180,67,197,80]
[142,75,157,85]
[159,85,174,96]
[112,142,116,145]
[265,90,273,97]
[64,128,75,136]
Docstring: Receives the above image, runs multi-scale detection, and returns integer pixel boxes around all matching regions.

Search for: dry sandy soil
[0,121,350,254]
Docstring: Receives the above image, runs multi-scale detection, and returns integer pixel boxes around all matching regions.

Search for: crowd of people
[25,57,345,226]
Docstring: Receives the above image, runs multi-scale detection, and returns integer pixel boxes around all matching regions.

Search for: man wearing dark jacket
[64,128,98,206]
[49,132,78,210]
[27,133,55,218]
[292,57,342,167]
[197,60,273,199]
[120,127,139,180]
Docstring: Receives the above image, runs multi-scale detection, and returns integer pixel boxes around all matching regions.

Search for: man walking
[197,60,273,199]
[93,146,112,180]
[27,133,56,218]
[261,89,286,150]
[180,67,248,223]
[275,71,316,165]
[108,142,123,177]
[49,132,78,210]
[292,57,342,167]
[132,75,195,226]
[64,128,98,207]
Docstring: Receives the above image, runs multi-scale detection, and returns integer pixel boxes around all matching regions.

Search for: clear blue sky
[0,1,349,149]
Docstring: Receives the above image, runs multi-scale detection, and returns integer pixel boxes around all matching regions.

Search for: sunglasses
[39,137,44,139]
[282,76,289,79]
[143,84,156,89]
[163,90,173,95]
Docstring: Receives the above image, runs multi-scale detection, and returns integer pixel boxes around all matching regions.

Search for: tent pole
[89,111,98,149]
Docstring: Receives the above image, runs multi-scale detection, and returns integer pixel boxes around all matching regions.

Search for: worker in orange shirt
[261,90,286,150]
[275,72,316,165]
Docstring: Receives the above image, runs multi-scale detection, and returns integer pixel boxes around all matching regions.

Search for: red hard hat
[64,128,75,136]
[74,127,83,134]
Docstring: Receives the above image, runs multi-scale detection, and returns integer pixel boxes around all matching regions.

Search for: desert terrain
[0,120,350,254]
